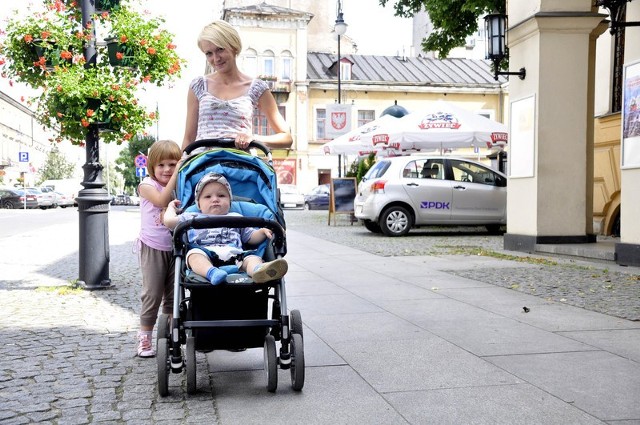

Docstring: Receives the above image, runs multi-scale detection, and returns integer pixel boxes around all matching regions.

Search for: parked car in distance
[304,184,330,210]
[0,188,38,209]
[278,184,305,209]
[128,195,140,206]
[52,191,75,208]
[26,187,54,209]
[354,155,507,236]
[111,194,132,206]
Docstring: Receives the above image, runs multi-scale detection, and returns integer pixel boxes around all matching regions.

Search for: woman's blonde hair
[146,139,181,181]
[197,20,242,56]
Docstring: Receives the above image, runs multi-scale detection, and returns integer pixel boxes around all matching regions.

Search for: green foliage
[114,134,155,194]
[346,152,377,183]
[0,0,184,146]
[380,0,504,58]
[36,145,75,184]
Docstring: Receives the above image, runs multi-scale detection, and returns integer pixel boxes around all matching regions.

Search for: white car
[52,191,75,208]
[354,156,507,236]
[278,184,305,209]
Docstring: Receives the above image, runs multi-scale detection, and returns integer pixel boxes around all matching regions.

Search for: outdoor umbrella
[324,100,508,155]
[322,114,400,155]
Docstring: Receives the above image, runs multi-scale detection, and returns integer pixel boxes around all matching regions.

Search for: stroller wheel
[290,333,305,391]
[157,337,170,396]
[186,334,196,395]
[157,313,170,340]
[290,309,303,339]
[264,334,278,392]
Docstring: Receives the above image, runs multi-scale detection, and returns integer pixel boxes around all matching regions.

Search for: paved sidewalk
[0,209,639,424]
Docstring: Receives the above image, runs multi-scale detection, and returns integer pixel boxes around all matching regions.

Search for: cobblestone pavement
[286,210,640,322]
[0,210,219,424]
[0,208,638,424]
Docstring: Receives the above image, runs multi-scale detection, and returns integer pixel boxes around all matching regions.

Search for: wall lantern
[484,12,526,81]
[595,0,640,34]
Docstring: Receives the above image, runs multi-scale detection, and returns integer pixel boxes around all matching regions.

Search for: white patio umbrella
[339,100,508,153]
[321,114,400,155]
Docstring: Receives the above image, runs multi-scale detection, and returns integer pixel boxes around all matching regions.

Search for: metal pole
[77,0,112,290]
[337,33,342,177]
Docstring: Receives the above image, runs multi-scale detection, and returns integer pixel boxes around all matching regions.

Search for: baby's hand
[168,199,181,209]
[261,228,273,239]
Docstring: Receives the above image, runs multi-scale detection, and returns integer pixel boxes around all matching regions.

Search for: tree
[380,0,504,58]
[114,135,155,194]
[37,145,76,184]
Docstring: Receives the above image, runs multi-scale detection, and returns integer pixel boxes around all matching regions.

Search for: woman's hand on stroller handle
[183,138,271,157]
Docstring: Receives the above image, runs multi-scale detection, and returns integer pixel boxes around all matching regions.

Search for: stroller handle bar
[184,138,271,157]
[173,215,287,257]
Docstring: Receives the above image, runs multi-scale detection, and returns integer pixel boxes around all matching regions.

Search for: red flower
[167,43,176,50]
[24,34,34,43]
[81,118,90,127]
[139,39,147,46]
[147,47,156,55]
[120,35,128,43]
[86,109,95,117]
[41,30,51,39]
[0,58,5,65]
[60,50,72,60]
[142,75,151,83]
[116,52,124,60]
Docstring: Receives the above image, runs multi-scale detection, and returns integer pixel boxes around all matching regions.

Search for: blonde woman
[182,20,292,151]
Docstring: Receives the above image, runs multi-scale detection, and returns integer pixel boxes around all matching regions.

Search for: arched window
[280,50,293,81]
[261,49,275,78]
[242,48,257,78]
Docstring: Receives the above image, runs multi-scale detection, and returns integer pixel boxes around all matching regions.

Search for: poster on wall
[272,158,297,185]
[508,95,536,178]
[622,59,640,169]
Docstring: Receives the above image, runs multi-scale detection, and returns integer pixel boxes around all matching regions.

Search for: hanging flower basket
[0,2,84,87]
[98,6,184,85]
[35,65,154,145]
[32,39,74,70]
[0,0,184,146]
[105,37,135,68]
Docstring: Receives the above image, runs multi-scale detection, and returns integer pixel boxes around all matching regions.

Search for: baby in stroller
[164,172,288,284]
[156,140,304,395]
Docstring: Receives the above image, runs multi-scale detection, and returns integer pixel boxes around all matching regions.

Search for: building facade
[223,1,507,194]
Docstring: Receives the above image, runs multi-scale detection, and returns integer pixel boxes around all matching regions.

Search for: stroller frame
[156,139,305,395]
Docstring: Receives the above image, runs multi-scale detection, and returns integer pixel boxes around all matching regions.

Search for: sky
[0,0,412,150]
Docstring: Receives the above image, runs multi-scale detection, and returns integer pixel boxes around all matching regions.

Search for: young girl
[136,139,182,357]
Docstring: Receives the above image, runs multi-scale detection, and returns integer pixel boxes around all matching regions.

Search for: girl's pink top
[138,177,172,251]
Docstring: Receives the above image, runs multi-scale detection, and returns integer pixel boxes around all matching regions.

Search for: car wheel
[2,201,15,209]
[303,202,310,210]
[363,220,382,233]
[380,206,412,236]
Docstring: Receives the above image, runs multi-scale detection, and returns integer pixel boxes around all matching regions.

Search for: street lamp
[334,0,347,176]
[78,0,112,289]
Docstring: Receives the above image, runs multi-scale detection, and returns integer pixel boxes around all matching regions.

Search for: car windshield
[362,160,390,181]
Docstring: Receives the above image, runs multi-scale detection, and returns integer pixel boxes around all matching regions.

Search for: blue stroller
[156,139,305,395]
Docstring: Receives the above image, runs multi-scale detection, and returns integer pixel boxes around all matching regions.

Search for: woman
[182,20,293,151]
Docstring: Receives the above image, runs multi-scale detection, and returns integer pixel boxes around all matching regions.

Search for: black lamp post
[335,0,347,176]
[484,12,526,81]
[77,0,112,290]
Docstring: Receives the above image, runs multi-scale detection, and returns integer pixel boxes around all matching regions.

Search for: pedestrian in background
[181,20,293,152]
[135,139,182,357]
